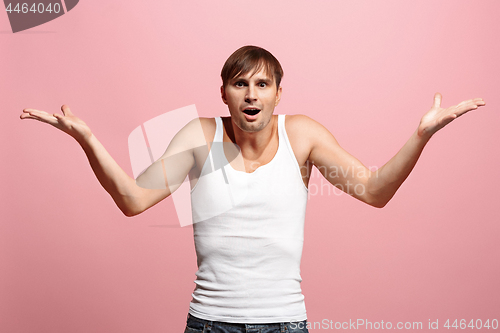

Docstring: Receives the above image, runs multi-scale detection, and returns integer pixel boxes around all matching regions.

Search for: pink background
[1,1,499,332]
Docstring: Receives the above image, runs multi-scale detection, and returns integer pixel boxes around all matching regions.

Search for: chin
[240,116,271,133]
[236,121,264,133]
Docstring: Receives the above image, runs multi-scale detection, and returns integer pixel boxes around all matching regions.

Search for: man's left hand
[418,93,486,139]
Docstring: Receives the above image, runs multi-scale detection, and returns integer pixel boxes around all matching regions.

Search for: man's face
[221,67,282,133]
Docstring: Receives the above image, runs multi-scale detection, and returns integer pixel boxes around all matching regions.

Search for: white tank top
[189,114,308,323]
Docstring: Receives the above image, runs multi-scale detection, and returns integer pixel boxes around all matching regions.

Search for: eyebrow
[231,76,273,84]
[256,77,273,84]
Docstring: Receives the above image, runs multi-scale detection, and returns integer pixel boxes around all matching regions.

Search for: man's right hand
[20,105,92,144]
[19,105,204,217]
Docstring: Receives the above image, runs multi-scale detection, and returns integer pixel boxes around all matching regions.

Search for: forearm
[78,133,144,216]
[366,129,430,207]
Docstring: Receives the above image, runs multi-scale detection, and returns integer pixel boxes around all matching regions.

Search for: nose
[245,84,257,103]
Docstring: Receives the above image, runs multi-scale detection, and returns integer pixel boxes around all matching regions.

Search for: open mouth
[243,108,261,116]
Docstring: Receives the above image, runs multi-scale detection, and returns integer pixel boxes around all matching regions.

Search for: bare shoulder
[197,117,216,128]
[197,117,216,144]
[285,114,340,163]
[285,113,321,130]
[177,117,216,146]
[284,114,326,164]
[186,117,215,131]
[285,114,332,143]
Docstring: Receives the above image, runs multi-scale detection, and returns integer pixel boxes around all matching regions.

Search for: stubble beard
[233,111,273,134]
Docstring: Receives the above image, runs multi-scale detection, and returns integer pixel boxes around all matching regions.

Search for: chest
[190,117,313,188]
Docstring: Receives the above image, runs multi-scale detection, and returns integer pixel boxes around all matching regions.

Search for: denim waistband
[186,313,308,332]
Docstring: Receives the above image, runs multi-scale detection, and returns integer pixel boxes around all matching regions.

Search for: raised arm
[20,105,199,217]
[306,93,486,208]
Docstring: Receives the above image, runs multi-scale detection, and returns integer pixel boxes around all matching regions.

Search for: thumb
[61,104,72,116]
[433,93,442,108]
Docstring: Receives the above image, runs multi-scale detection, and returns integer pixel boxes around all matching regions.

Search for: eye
[235,81,246,87]
[258,82,267,88]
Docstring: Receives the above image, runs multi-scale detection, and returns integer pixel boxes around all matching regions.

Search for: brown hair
[221,46,284,89]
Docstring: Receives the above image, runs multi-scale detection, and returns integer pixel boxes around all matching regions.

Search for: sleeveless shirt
[188,114,308,323]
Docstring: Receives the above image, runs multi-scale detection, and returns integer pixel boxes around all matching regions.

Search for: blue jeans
[184,314,309,333]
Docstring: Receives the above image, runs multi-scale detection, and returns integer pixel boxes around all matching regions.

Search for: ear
[221,86,228,105]
[275,85,283,106]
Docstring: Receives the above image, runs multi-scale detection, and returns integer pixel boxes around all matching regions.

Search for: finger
[461,98,485,108]
[451,101,483,118]
[433,92,442,108]
[20,108,36,119]
[21,108,44,119]
[461,100,481,110]
[20,112,31,119]
[464,98,484,105]
[473,98,486,106]
[22,108,41,114]
[61,105,72,116]
[20,112,37,120]
[22,109,58,125]
[22,108,52,119]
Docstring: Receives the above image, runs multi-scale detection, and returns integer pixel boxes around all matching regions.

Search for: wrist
[415,126,432,146]
[77,132,95,149]
[417,124,433,141]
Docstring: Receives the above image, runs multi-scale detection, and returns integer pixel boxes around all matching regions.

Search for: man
[20,46,485,332]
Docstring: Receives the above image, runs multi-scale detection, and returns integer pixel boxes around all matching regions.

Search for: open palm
[418,93,486,138]
[20,105,92,143]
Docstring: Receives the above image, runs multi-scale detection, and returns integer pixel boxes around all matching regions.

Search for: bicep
[134,118,206,213]
[307,118,372,201]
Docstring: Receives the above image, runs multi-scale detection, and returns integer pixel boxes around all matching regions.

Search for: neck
[224,115,278,157]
